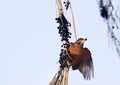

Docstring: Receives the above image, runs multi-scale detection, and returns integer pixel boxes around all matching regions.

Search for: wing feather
[78,48,94,80]
[71,48,94,80]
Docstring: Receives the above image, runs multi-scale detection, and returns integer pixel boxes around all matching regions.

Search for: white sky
[0,0,120,85]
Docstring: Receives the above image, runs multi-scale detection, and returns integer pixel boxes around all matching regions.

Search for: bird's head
[74,38,87,46]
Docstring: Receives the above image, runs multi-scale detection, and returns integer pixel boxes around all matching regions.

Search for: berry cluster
[55,14,71,69]
[59,49,70,69]
[55,14,71,43]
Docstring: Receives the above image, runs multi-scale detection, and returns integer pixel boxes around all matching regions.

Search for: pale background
[0,0,120,85]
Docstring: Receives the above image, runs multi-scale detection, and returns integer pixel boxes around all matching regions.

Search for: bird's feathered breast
[68,43,82,59]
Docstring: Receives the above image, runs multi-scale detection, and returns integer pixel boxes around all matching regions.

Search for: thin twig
[69,1,77,41]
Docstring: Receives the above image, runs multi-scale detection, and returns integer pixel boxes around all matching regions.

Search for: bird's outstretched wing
[76,48,94,80]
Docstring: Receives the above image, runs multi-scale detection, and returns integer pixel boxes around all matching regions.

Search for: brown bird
[67,38,94,80]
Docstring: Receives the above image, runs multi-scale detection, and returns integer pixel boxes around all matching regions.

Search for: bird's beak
[81,38,87,44]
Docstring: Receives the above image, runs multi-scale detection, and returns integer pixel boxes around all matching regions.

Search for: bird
[67,38,94,80]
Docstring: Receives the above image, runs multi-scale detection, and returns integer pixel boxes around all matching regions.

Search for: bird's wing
[71,48,94,80]
[78,48,94,80]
